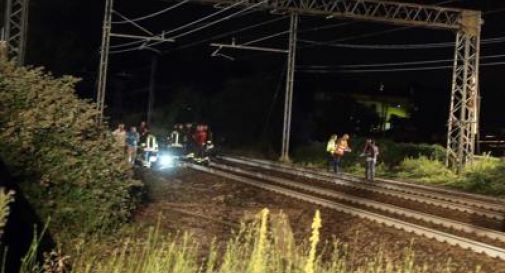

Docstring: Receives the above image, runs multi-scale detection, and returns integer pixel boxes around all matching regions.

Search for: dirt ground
[134,168,505,273]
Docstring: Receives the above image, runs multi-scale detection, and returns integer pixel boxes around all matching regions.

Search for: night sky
[20,0,505,146]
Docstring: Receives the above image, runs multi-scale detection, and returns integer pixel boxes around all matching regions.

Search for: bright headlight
[159,154,175,166]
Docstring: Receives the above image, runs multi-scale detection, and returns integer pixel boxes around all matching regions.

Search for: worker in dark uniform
[139,121,149,146]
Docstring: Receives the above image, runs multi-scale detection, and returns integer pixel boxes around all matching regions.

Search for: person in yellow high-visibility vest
[326,134,338,173]
[334,134,352,174]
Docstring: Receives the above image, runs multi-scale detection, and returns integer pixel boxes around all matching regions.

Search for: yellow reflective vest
[144,134,158,152]
[326,138,337,154]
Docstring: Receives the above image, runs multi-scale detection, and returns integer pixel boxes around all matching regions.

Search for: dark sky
[22,0,505,135]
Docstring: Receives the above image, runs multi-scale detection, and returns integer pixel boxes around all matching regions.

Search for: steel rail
[243,156,505,209]
[240,154,505,205]
[220,157,505,210]
[230,156,505,209]
[218,156,505,220]
[186,163,505,260]
[210,161,505,243]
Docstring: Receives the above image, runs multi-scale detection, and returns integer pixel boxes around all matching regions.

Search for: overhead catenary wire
[243,30,289,45]
[173,16,288,51]
[168,0,267,40]
[110,0,250,50]
[241,22,353,46]
[160,0,250,38]
[109,43,150,54]
[111,0,191,24]
[297,61,505,74]
[112,10,154,35]
[298,36,505,49]
[298,54,505,69]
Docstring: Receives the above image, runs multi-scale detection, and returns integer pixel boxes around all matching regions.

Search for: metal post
[96,0,114,125]
[147,54,158,126]
[3,0,29,65]
[446,24,480,172]
[280,13,298,162]
[4,0,12,45]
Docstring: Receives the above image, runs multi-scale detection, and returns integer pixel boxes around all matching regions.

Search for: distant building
[314,90,413,132]
[351,93,412,131]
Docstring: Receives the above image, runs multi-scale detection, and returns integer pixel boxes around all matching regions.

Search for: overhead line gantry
[98,0,481,171]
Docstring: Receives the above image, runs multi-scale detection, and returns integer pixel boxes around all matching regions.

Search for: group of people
[112,121,155,165]
[326,134,379,181]
[168,123,212,158]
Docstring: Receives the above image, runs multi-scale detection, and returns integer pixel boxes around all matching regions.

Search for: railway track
[186,162,505,260]
[218,156,505,220]
[210,161,505,243]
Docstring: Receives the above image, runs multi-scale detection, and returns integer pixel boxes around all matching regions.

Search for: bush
[379,140,445,167]
[454,156,505,197]
[0,60,143,235]
[394,156,457,184]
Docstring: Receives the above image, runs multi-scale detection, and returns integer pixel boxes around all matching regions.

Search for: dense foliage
[395,156,505,197]
[0,60,142,235]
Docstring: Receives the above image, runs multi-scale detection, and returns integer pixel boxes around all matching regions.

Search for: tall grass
[393,155,505,197]
[21,210,480,273]
[0,189,14,238]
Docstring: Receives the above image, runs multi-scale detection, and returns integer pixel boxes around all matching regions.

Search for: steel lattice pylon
[96,0,114,124]
[447,21,480,171]
[2,0,29,65]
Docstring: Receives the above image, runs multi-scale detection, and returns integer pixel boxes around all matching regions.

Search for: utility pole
[147,54,158,126]
[96,0,114,125]
[280,13,298,162]
[2,0,29,65]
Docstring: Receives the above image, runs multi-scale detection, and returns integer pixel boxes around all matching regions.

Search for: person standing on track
[362,138,379,181]
[334,134,352,174]
[326,134,338,173]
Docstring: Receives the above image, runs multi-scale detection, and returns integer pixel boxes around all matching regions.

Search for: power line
[484,7,505,16]
[109,44,149,54]
[110,0,250,50]
[173,16,288,51]
[298,36,505,50]
[161,0,250,38]
[111,0,191,24]
[298,54,505,69]
[110,39,144,49]
[243,30,289,45]
[241,21,353,46]
[297,61,505,74]
[112,10,154,35]
[169,1,267,40]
